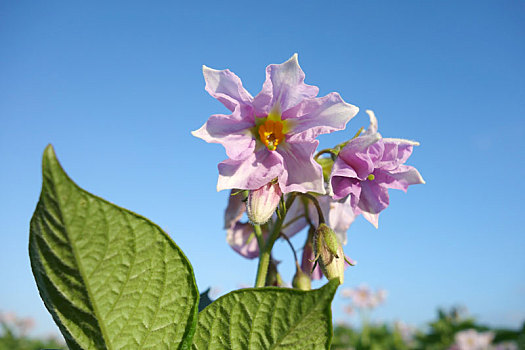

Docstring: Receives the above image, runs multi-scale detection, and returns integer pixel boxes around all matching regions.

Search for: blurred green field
[2,307,524,349]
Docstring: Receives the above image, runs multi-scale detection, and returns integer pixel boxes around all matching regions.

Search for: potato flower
[330,110,425,227]
[193,54,358,194]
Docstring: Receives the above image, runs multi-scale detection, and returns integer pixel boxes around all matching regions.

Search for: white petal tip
[283,53,300,66]
[202,65,220,75]
[383,138,420,146]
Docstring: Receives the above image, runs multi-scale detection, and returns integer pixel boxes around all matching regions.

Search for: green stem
[254,194,297,287]
[314,149,337,161]
[254,249,271,288]
[280,233,298,262]
[253,224,264,254]
[297,193,326,224]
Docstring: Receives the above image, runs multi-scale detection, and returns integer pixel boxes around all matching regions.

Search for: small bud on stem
[292,261,312,291]
[247,182,282,225]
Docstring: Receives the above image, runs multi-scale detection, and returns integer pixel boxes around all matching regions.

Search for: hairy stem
[297,192,326,224]
[280,233,298,262]
[253,224,264,254]
[254,194,296,287]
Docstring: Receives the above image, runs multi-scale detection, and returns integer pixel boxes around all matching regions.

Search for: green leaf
[192,279,339,350]
[29,145,199,350]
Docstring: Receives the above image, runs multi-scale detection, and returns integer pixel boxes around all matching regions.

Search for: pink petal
[363,110,379,135]
[224,190,246,229]
[331,176,361,203]
[331,156,359,179]
[280,196,309,237]
[379,165,426,192]
[276,141,325,194]
[324,197,356,245]
[226,222,260,259]
[203,66,253,113]
[192,114,256,160]
[252,54,319,115]
[284,92,359,141]
[357,180,390,215]
[338,133,382,180]
[301,241,323,280]
[361,210,380,229]
[217,148,283,191]
[378,138,418,171]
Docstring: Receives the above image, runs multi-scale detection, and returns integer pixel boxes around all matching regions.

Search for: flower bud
[247,182,282,225]
[292,262,311,291]
[314,223,345,284]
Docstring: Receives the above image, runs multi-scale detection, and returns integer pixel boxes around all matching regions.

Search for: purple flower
[192,54,359,194]
[330,110,425,228]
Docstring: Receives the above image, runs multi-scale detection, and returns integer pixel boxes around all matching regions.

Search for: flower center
[367,174,375,181]
[258,119,284,151]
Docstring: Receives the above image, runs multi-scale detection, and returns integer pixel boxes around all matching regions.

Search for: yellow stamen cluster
[258,119,284,151]
[367,174,375,181]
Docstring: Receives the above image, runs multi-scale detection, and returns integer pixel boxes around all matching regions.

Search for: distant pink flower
[193,54,358,194]
[343,305,355,315]
[16,317,35,334]
[0,311,16,323]
[0,312,35,335]
[341,284,387,309]
[394,321,416,344]
[376,288,388,304]
[331,110,425,228]
[452,329,494,350]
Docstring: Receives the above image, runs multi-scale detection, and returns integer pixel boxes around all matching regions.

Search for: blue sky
[1,0,524,336]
